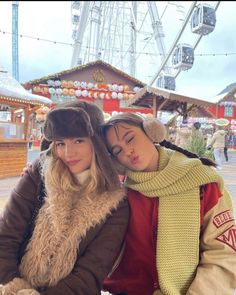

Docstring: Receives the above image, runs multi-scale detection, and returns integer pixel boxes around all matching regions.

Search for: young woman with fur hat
[0,101,129,295]
[101,113,236,295]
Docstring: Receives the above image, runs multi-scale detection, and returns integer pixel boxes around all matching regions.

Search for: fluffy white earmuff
[142,118,167,143]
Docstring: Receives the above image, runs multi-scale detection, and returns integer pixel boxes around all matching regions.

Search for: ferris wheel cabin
[191,3,216,35]
[172,44,194,71]
[156,74,176,91]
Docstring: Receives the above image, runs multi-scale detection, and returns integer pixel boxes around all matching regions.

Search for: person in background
[28,134,34,150]
[224,130,231,162]
[207,125,226,170]
[174,122,191,148]
[0,100,129,295]
[101,112,236,295]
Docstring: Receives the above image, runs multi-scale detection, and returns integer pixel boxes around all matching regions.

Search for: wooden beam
[153,96,157,117]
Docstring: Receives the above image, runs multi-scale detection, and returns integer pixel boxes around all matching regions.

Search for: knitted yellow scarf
[126,146,224,295]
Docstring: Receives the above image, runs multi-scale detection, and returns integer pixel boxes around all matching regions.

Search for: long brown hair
[100,113,217,168]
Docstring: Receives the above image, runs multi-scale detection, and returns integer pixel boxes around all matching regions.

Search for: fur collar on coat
[19,165,125,288]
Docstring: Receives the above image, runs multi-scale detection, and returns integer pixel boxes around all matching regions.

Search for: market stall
[0,67,51,178]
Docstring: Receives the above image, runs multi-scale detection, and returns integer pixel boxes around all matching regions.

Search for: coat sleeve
[0,158,42,284]
[42,197,129,295]
[187,183,236,295]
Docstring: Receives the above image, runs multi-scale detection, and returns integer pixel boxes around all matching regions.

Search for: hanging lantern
[75,89,82,97]
[74,81,80,88]
[81,90,88,97]
[49,87,56,94]
[62,88,69,96]
[117,93,123,100]
[54,80,61,87]
[100,92,105,99]
[55,88,63,95]
[69,88,75,96]
[105,93,111,100]
[118,85,124,92]
[112,92,118,99]
[35,106,50,122]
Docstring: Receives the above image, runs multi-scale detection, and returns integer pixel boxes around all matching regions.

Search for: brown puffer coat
[0,157,129,295]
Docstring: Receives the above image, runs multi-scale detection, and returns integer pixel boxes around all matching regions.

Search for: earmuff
[142,118,167,143]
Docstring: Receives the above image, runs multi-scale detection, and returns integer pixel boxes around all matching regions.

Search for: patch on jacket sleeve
[216,225,236,251]
[213,210,234,228]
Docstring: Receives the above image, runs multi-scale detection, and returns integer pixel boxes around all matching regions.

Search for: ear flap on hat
[142,118,167,143]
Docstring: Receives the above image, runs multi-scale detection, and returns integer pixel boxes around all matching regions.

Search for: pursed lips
[130,155,139,165]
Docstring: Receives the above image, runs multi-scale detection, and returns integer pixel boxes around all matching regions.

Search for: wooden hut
[23,60,146,114]
[123,85,215,122]
[0,67,51,178]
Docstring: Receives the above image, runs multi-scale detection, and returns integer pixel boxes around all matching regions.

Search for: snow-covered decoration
[0,66,51,105]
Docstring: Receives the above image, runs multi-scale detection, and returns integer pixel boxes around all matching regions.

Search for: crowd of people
[173,121,235,169]
[0,100,235,295]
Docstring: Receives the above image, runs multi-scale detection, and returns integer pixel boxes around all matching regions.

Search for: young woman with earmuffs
[100,113,236,295]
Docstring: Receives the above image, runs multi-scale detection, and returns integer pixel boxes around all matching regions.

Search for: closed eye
[113,147,122,157]
[127,136,134,143]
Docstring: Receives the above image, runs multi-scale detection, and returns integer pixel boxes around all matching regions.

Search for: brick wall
[0,141,27,178]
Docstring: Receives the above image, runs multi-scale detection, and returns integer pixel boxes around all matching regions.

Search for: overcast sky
[0,1,235,102]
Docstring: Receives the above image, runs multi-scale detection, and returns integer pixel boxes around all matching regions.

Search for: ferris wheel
[70,1,220,91]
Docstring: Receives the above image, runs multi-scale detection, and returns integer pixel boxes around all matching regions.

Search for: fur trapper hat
[42,100,120,191]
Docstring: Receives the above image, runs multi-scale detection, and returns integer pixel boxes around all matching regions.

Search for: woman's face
[55,137,93,174]
[106,123,159,172]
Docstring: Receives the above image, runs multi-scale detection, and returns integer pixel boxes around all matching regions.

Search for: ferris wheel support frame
[71,2,90,67]
[149,1,197,86]
[147,1,170,73]
[12,1,19,81]
[130,1,137,77]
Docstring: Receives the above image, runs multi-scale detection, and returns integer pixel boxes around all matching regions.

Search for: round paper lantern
[93,92,99,99]
[69,88,75,96]
[61,80,68,88]
[55,88,63,95]
[62,88,69,96]
[133,86,140,92]
[54,80,61,87]
[117,93,123,100]
[74,81,80,88]
[123,85,130,91]
[87,82,94,89]
[33,86,40,93]
[118,85,124,92]
[49,87,56,94]
[43,87,49,94]
[81,90,88,97]
[100,92,105,99]
[75,89,82,97]
[80,81,87,88]
[88,91,94,98]
[47,79,54,86]
[112,92,118,99]
[105,93,111,100]
[68,80,74,88]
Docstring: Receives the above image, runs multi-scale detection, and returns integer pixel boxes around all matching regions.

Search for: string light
[1,29,236,57]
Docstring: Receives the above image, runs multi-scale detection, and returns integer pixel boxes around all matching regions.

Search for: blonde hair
[43,142,106,196]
